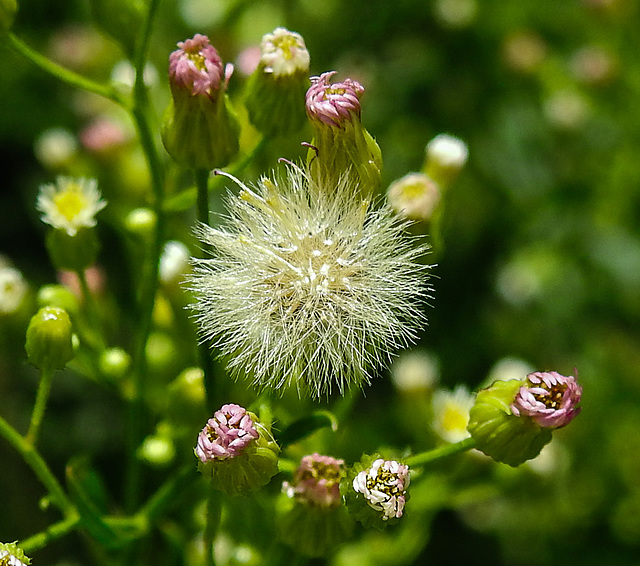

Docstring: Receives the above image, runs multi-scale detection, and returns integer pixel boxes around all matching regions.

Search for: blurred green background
[2,0,640,564]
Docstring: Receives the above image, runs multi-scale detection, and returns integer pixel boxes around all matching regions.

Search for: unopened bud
[25,306,74,370]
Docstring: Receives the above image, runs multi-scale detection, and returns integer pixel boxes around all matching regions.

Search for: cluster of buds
[305,71,383,197]
[342,455,411,530]
[467,370,582,466]
[195,403,279,495]
[162,34,239,170]
[244,27,311,137]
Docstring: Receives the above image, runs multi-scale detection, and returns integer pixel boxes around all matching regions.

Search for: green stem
[124,0,165,513]
[137,464,195,524]
[77,268,107,351]
[405,437,477,468]
[19,515,81,554]
[25,367,55,446]
[0,414,75,516]
[5,33,127,107]
[203,484,222,566]
[195,168,217,413]
[164,135,268,212]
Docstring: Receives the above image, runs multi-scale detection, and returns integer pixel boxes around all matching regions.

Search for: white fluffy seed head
[187,164,432,398]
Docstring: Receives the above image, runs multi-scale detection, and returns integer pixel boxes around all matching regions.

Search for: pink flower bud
[283,453,345,509]
[306,71,364,127]
[511,371,582,428]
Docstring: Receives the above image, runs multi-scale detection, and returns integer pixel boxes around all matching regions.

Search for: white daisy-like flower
[36,176,106,236]
[431,385,475,443]
[188,163,430,398]
[0,265,28,315]
[352,459,410,520]
[0,542,31,565]
[260,27,310,77]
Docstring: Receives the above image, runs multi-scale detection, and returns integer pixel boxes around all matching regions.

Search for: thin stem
[203,484,222,566]
[124,0,165,513]
[77,268,107,351]
[5,33,127,107]
[137,464,195,524]
[20,515,81,554]
[25,367,55,446]
[164,135,268,212]
[195,168,216,412]
[405,437,477,468]
[0,414,75,516]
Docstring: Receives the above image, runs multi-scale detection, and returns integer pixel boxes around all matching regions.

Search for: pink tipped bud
[283,453,345,510]
[169,34,226,98]
[195,403,259,462]
[306,71,364,128]
[511,371,582,428]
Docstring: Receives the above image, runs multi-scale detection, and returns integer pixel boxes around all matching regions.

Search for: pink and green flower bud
[162,34,240,170]
[195,403,279,495]
[279,453,352,556]
[422,134,468,190]
[342,454,410,530]
[305,72,382,196]
[0,542,31,565]
[467,371,582,467]
[244,27,311,137]
[0,0,17,33]
[25,306,74,371]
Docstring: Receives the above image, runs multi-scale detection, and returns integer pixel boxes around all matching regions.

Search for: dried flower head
[306,71,364,128]
[37,176,106,237]
[511,371,582,428]
[0,542,31,566]
[260,27,310,77]
[188,164,429,398]
[169,33,230,98]
[352,459,410,521]
[283,453,345,509]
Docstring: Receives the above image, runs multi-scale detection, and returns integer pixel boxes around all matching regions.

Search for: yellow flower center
[53,185,87,221]
[441,403,468,432]
[188,52,207,72]
[273,34,298,60]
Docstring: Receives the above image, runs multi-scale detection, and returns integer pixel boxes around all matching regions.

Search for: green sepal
[467,379,553,467]
[46,227,99,271]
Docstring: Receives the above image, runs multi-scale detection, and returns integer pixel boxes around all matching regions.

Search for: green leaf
[276,411,338,447]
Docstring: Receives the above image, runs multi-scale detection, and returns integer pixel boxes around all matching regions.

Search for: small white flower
[0,266,28,315]
[387,172,441,221]
[353,459,410,520]
[0,542,30,566]
[260,27,310,77]
[431,385,475,443]
[426,134,469,171]
[188,164,430,398]
[160,240,191,285]
[37,176,106,236]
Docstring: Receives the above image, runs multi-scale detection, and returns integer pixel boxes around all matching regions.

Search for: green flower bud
[244,27,311,137]
[467,379,553,467]
[98,347,131,381]
[37,284,80,315]
[45,227,100,271]
[0,0,17,33]
[25,306,74,370]
[341,454,410,530]
[195,404,279,496]
[306,72,382,197]
[162,35,240,170]
[279,453,352,557]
